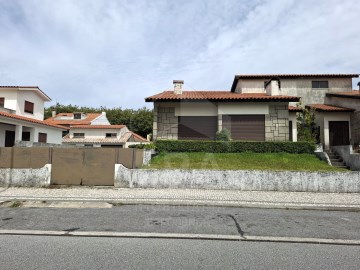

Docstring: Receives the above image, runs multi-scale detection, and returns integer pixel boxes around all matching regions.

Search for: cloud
[0,0,359,109]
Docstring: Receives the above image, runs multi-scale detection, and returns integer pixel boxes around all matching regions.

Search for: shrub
[215,129,231,141]
[155,140,315,154]
[128,143,156,150]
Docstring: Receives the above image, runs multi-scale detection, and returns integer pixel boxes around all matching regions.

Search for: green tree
[296,105,319,143]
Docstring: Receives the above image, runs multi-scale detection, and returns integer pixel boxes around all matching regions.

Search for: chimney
[52,110,56,117]
[265,78,280,96]
[173,80,184,95]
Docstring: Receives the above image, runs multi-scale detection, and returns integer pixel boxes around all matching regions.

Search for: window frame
[38,133,47,143]
[105,133,117,138]
[73,113,82,119]
[73,133,85,138]
[312,81,329,89]
[0,97,4,107]
[24,101,34,114]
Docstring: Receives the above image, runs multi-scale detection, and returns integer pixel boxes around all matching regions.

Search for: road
[1,235,360,270]
[0,205,360,240]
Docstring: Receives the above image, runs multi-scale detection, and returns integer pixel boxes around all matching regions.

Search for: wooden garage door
[223,115,265,141]
[329,121,349,146]
[178,116,217,140]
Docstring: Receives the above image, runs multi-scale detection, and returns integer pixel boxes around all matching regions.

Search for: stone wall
[114,164,360,193]
[155,106,178,140]
[265,104,289,141]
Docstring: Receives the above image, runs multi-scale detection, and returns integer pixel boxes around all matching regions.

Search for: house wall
[0,89,18,111]
[155,105,178,140]
[235,78,353,105]
[265,103,289,141]
[34,126,63,144]
[17,90,45,120]
[289,112,298,142]
[91,113,111,125]
[0,123,15,147]
[69,128,123,138]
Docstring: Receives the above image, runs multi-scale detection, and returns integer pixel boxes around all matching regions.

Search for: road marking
[0,229,359,245]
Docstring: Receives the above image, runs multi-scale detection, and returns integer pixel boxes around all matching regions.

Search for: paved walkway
[1,187,360,210]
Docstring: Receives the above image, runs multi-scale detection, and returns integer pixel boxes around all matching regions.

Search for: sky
[0,0,360,109]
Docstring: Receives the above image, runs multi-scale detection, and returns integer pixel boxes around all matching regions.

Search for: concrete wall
[114,165,360,193]
[0,164,51,187]
[333,145,360,171]
[69,127,125,139]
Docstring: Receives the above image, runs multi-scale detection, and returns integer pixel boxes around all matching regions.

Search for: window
[73,133,85,138]
[24,101,34,114]
[0,97,4,107]
[73,113,82,119]
[38,133,47,143]
[312,81,329,89]
[22,132,31,141]
[106,133,117,138]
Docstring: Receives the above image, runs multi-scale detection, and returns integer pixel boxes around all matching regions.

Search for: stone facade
[154,106,178,140]
[265,104,289,141]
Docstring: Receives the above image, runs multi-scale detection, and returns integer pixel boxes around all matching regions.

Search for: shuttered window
[38,133,47,143]
[0,97,4,107]
[178,116,217,140]
[223,115,265,141]
[73,133,85,138]
[312,81,329,89]
[24,101,34,114]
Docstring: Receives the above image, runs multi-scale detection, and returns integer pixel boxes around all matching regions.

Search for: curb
[1,196,360,211]
[0,229,359,245]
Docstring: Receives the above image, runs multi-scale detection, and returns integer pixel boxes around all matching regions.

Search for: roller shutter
[223,115,265,141]
[178,116,217,140]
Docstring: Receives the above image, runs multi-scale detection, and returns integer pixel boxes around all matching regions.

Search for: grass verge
[146,152,347,172]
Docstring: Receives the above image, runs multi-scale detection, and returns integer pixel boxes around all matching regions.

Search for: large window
[38,133,47,143]
[24,101,34,113]
[73,133,85,138]
[312,81,329,89]
[0,97,4,107]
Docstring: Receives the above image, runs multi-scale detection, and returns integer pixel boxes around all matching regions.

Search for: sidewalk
[1,187,360,210]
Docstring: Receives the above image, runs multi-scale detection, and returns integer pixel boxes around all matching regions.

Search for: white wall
[288,112,298,142]
[175,102,218,116]
[70,128,123,138]
[34,126,63,144]
[91,113,111,125]
[17,90,45,120]
[218,103,269,115]
[0,89,18,111]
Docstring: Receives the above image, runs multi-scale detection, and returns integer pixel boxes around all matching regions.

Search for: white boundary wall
[0,164,51,187]
[115,165,360,193]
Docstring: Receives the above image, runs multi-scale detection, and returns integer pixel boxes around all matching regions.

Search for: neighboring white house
[44,112,110,128]
[62,125,148,148]
[0,86,66,147]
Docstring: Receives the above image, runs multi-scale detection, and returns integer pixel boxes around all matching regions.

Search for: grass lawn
[147,152,347,172]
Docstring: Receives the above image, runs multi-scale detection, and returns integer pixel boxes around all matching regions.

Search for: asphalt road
[1,235,359,270]
[0,205,360,240]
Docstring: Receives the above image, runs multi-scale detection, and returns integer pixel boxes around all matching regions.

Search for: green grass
[147,152,347,172]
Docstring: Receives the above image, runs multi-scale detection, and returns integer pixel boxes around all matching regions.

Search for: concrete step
[331,162,346,167]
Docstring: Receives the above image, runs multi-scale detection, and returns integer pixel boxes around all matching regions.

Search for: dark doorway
[329,121,349,146]
[289,121,293,141]
[22,132,31,141]
[5,130,15,147]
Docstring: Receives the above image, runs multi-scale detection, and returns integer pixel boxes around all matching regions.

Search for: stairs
[325,150,348,169]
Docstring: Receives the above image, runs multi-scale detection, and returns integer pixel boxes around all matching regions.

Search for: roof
[70,125,126,129]
[130,132,148,142]
[326,91,360,99]
[0,111,67,129]
[0,86,51,101]
[145,91,300,102]
[306,104,355,112]
[288,105,303,112]
[62,131,148,144]
[230,74,359,92]
[44,113,102,126]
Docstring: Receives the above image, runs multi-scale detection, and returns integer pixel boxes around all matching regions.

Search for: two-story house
[46,112,148,148]
[0,86,66,147]
[146,74,359,149]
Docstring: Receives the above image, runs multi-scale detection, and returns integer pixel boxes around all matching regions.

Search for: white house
[0,86,66,147]
[62,125,148,148]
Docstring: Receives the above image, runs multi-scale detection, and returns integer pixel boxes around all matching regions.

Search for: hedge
[155,140,315,154]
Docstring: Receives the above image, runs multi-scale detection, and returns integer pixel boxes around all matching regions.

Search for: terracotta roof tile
[234,74,359,79]
[306,104,355,112]
[326,91,360,99]
[0,111,67,129]
[70,125,125,129]
[145,91,300,102]
[288,106,303,112]
[130,132,148,142]
[45,113,102,125]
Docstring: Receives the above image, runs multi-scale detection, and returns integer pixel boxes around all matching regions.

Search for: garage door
[178,116,217,140]
[223,115,265,141]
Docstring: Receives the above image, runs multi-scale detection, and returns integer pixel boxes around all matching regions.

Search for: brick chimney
[173,80,184,95]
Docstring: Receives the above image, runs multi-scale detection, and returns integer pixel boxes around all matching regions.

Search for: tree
[296,105,319,144]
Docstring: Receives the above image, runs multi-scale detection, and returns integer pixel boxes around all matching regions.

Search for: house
[146,74,359,149]
[0,86,66,147]
[62,125,148,148]
[46,112,148,148]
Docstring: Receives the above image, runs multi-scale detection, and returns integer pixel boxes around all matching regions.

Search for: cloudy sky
[0,0,359,109]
